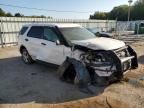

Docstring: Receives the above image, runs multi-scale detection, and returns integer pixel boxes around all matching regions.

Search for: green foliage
[90,0,144,21]
[6,12,13,17]
[0,8,6,16]
[14,13,24,17]
[0,8,52,18]
[0,8,13,17]
[28,15,52,18]
[109,5,129,21]
[90,12,108,20]
[131,0,144,20]
[90,5,130,21]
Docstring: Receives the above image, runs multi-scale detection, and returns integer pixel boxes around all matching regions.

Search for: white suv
[18,23,138,84]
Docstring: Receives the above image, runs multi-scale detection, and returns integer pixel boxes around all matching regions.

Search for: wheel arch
[20,45,27,54]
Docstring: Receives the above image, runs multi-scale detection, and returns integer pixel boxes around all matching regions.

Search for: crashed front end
[58,44,138,93]
[75,45,137,81]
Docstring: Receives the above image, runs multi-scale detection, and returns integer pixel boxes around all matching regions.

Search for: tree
[6,12,13,17]
[90,0,144,21]
[131,0,144,20]
[47,16,53,19]
[109,5,129,21]
[89,5,129,21]
[28,15,52,18]
[0,8,6,16]
[90,12,109,20]
[14,13,24,17]
[0,8,53,18]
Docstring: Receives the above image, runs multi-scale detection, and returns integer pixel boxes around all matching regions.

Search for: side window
[44,27,58,42]
[27,26,43,39]
[19,27,28,35]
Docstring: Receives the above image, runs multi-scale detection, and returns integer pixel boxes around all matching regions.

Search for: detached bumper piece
[58,57,94,94]
[127,45,138,69]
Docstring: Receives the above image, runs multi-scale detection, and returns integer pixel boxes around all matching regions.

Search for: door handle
[41,43,46,46]
[25,39,29,42]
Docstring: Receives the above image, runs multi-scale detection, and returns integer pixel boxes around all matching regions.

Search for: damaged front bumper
[113,45,138,72]
[93,45,138,79]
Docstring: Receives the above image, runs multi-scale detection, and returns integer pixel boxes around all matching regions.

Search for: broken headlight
[80,51,117,77]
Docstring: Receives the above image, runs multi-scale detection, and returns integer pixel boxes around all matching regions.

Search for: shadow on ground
[138,55,144,64]
[0,57,107,104]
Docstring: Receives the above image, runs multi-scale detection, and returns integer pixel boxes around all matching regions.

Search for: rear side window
[19,27,28,35]
[27,26,43,39]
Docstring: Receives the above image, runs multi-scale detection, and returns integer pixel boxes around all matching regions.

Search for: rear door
[24,26,43,59]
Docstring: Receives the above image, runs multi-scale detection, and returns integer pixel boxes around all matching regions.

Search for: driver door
[38,27,70,65]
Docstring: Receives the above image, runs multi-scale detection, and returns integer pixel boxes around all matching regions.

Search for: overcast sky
[0,0,137,19]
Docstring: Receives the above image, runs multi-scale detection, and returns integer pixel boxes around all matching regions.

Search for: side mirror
[56,40,61,45]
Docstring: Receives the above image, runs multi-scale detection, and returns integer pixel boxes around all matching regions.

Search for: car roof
[23,23,81,28]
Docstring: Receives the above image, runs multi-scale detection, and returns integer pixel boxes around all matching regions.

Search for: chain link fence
[115,21,144,44]
[116,21,144,36]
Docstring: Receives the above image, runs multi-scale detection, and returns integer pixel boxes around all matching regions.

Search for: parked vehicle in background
[18,23,138,90]
[87,28,113,38]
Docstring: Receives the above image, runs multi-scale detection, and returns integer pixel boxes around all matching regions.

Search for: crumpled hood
[71,37,125,50]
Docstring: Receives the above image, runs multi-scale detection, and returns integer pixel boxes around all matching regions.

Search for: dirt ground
[0,41,144,107]
[0,46,106,104]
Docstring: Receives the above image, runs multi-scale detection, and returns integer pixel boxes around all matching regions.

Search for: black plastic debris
[127,45,138,69]
[58,57,93,94]
[31,73,37,76]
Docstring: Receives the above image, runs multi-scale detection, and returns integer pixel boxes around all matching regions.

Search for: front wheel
[21,49,34,64]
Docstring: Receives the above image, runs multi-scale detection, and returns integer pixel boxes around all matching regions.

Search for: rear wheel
[21,48,34,64]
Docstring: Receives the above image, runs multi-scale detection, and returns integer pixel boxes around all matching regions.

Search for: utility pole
[128,0,133,31]
[0,19,4,48]
[128,0,133,22]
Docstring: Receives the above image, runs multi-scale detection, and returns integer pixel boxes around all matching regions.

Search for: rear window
[19,27,28,35]
[27,26,43,39]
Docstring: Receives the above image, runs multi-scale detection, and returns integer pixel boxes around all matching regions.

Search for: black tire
[21,48,34,64]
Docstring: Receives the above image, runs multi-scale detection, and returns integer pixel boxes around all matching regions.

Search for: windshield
[87,28,101,34]
[60,27,96,41]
